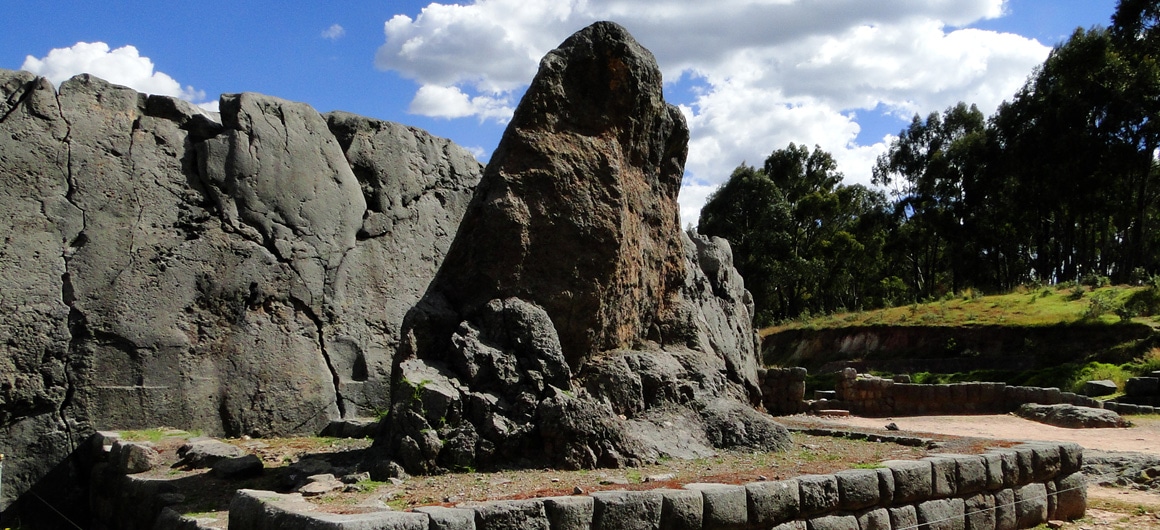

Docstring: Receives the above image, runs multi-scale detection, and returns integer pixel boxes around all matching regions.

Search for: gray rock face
[0,68,481,521]
[373,21,786,476]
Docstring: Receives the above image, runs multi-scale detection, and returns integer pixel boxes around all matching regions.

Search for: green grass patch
[762,285,1152,335]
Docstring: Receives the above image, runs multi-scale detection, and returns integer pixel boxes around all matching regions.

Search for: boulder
[371,21,785,475]
[0,66,480,519]
[1015,403,1128,429]
[176,438,247,469]
[421,21,689,370]
[110,441,163,474]
[1083,380,1118,397]
[212,454,264,479]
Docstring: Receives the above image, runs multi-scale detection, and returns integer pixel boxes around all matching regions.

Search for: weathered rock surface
[1083,379,1118,397]
[176,438,248,469]
[0,68,481,523]
[373,21,786,476]
[1015,403,1129,429]
[1085,450,1160,492]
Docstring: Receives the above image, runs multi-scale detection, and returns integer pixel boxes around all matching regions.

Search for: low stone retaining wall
[830,368,1103,417]
[1106,374,1160,414]
[760,367,809,414]
[86,424,1086,530]
[757,367,1129,418]
[224,441,1084,530]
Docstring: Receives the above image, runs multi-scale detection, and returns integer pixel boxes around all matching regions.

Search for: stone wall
[757,367,1114,418]
[116,441,1084,530]
[831,369,1102,417]
[1106,374,1160,414]
[759,367,809,415]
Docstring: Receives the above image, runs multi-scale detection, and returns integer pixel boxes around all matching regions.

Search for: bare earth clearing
[143,414,1160,529]
[778,413,1160,529]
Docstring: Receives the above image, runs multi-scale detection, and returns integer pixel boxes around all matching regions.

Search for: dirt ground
[779,413,1160,529]
[781,413,1160,455]
[147,413,1160,528]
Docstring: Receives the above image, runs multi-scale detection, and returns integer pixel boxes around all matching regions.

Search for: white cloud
[21,42,212,105]
[375,0,1051,223]
[466,145,489,161]
[322,24,346,41]
[409,84,514,122]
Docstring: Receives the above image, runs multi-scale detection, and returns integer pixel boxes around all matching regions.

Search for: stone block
[229,489,429,530]
[1057,442,1083,475]
[1022,443,1061,482]
[772,521,806,530]
[473,499,549,530]
[746,480,799,527]
[993,488,1016,530]
[176,438,248,469]
[796,474,839,516]
[917,497,965,530]
[656,488,701,530]
[1010,446,1036,485]
[684,483,746,530]
[1125,377,1160,397]
[542,496,594,530]
[1013,483,1047,528]
[963,492,995,530]
[416,506,476,530]
[1054,472,1087,521]
[833,468,879,510]
[888,505,918,529]
[1083,379,1118,398]
[951,454,987,495]
[591,490,663,530]
[986,449,1020,487]
[876,467,895,505]
[980,452,1005,490]
[855,507,889,530]
[884,459,933,503]
[804,514,857,530]
[924,456,958,499]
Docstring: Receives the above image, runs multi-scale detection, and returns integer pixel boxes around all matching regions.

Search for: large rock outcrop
[0,69,481,524]
[374,21,787,475]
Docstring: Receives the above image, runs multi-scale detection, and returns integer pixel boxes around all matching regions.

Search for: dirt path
[780,413,1160,455]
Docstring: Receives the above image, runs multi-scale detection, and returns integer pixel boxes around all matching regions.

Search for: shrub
[1123,279,1160,317]
[1067,362,1131,393]
[1084,290,1119,320]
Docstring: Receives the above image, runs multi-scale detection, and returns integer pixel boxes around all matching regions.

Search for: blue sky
[2,0,1119,223]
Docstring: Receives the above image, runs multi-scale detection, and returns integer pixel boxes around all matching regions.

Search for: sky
[2,0,1120,225]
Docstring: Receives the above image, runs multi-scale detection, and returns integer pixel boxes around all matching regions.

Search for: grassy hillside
[761,284,1160,336]
[760,283,1160,393]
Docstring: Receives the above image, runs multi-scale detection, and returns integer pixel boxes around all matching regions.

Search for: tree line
[698,0,1160,325]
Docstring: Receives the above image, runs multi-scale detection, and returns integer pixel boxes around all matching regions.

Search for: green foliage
[700,144,894,323]
[714,0,1160,319]
[1083,290,1120,320]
